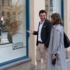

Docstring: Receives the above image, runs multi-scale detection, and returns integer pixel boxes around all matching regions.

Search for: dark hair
[39,10,47,15]
[51,13,62,25]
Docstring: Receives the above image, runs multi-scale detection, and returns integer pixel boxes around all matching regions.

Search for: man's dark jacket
[33,19,70,48]
[64,33,70,48]
[33,19,52,48]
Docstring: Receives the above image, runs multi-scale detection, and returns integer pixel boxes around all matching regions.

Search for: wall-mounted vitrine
[45,0,64,21]
[0,0,29,66]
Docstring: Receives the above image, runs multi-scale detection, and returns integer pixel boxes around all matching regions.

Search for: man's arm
[44,21,52,48]
[64,32,70,48]
[33,31,38,35]
[27,30,38,35]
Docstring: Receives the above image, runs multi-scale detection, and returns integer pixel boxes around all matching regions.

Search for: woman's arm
[52,29,61,54]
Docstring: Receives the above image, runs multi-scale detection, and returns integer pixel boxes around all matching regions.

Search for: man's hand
[44,46,48,50]
[27,29,33,34]
[52,54,56,60]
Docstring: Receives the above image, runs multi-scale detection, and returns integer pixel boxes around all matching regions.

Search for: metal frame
[61,0,64,26]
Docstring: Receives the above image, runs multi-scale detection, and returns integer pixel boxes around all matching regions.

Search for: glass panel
[45,0,61,20]
[0,0,27,64]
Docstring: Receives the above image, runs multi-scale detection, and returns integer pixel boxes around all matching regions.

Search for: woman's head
[51,13,62,25]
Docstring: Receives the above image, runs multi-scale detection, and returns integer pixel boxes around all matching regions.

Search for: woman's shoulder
[53,24,63,32]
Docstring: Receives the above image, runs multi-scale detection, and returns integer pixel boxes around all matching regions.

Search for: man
[27,10,52,70]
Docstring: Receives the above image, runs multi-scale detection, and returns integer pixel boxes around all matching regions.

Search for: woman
[47,13,67,70]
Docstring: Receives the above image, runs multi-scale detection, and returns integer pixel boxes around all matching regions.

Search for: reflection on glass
[45,0,61,20]
[0,0,25,45]
[50,0,53,7]
[0,0,27,64]
[0,16,12,44]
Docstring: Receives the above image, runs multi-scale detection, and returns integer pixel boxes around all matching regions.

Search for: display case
[0,0,29,66]
[45,0,62,20]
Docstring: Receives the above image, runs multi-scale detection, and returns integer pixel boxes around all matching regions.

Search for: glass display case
[45,0,62,20]
[0,0,29,66]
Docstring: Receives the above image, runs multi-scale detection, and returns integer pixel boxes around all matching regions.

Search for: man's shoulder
[45,19,52,26]
[45,19,51,22]
[45,19,51,24]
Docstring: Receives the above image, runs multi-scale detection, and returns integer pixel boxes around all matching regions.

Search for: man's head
[39,10,47,21]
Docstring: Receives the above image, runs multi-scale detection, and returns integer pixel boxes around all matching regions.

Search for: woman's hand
[52,54,56,65]
[52,54,56,59]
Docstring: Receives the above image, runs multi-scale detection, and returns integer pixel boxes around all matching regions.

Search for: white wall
[34,0,45,65]
[34,0,45,30]
[29,0,45,65]
[64,0,70,39]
